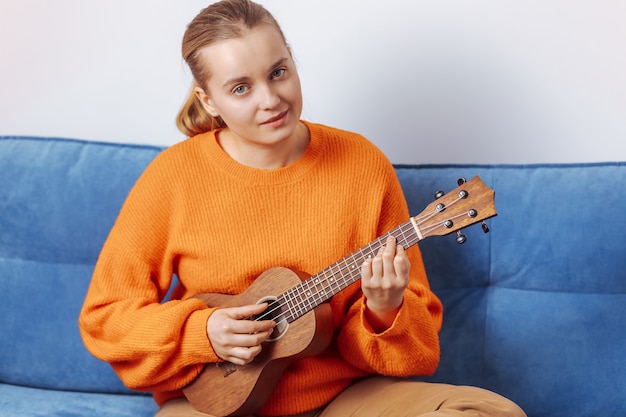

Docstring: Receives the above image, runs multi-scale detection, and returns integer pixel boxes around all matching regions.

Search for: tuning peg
[434,190,445,199]
[481,221,490,233]
[457,177,467,186]
[456,231,467,244]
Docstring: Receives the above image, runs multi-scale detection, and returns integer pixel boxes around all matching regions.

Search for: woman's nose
[258,84,280,109]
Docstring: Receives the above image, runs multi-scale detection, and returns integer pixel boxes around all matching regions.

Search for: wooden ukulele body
[182,267,334,417]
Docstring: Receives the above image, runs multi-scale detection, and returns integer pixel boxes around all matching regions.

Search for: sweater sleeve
[336,161,443,377]
[78,151,220,393]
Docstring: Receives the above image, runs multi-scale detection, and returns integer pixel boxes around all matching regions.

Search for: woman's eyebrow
[222,57,289,88]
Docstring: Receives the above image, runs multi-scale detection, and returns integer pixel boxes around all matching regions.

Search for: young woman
[79,1,526,416]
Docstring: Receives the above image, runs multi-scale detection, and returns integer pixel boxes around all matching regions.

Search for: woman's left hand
[360,235,410,332]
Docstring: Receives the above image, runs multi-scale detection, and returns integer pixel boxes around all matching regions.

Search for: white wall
[1,0,625,164]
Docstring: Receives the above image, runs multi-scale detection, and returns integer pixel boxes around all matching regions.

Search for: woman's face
[195,24,303,150]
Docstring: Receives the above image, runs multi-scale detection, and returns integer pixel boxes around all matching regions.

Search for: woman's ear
[194,86,220,117]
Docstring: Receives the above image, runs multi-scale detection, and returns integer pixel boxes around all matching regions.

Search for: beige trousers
[155,377,527,417]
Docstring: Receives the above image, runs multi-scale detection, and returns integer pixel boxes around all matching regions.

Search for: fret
[291,285,305,318]
[281,291,292,322]
[325,268,339,295]
[302,280,314,312]
[311,276,322,304]
[279,293,291,322]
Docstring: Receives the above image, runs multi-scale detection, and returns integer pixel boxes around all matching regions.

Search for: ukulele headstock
[411,176,497,243]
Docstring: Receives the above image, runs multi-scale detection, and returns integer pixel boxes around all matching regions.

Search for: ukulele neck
[279,220,419,323]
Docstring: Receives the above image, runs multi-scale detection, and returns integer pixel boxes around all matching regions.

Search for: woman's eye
[233,85,248,95]
[272,68,286,79]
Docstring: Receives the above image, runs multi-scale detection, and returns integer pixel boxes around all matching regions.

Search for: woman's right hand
[206,303,276,365]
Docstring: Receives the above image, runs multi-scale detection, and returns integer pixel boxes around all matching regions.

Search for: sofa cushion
[0,383,157,417]
[396,163,626,417]
[0,137,163,394]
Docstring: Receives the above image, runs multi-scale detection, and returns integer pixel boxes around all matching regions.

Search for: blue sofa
[1,135,625,417]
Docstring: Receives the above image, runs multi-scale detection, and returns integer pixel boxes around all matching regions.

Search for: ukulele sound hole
[256,296,289,342]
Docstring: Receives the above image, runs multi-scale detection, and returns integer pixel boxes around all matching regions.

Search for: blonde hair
[176,0,287,137]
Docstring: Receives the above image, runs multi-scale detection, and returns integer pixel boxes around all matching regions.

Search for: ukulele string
[251,221,420,326]
[416,212,471,237]
[413,195,469,238]
[252,196,471,325]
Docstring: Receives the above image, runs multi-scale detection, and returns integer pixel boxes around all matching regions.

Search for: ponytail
[176,83,225,137]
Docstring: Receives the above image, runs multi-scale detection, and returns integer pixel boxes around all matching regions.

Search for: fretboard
[278,219,420,322]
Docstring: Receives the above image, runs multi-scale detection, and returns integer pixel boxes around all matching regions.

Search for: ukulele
[182,176,497,416]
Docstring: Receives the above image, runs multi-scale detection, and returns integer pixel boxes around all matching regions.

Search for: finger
[228,328,274,348]
[227,303,275,331]
[369,242,385,280]
[383,236,400,266]
[209,307,273,340]
[384,235,397,252]
[227,345,263,366]
[228,303,269,320]
[394,244,410,279]
[361,256,373,281]
[208,316,273,363]
[371,254,383,279]
[228,316,276,336]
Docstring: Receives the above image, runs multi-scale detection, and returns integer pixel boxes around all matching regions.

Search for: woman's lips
[261,110,288,126]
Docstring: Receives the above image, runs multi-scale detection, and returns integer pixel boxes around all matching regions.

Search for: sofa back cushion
[396,164,626,417]
[0,137,162,394]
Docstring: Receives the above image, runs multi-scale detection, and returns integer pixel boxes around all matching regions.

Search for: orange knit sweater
[79,122,443,416]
